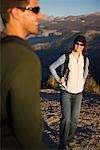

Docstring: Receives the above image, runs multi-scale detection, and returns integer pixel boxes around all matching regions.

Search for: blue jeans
[59,91,82,146]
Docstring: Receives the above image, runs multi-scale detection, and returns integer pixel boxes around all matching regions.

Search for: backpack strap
[83,55,86,72]
[61,53,69,80]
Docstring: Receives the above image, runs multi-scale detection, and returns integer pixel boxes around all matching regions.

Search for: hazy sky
[40,0,100,17]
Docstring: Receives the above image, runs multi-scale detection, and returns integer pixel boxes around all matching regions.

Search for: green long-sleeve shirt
[1,35,45,149]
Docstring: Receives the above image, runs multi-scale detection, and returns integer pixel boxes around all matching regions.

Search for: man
[1,0,46,149]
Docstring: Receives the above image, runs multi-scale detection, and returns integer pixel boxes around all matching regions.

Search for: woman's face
[74,41,84,54]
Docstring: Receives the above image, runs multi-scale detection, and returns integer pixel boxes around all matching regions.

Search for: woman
[49,35,89,149]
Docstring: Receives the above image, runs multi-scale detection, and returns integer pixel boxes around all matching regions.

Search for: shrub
[45,74,100,95]
[47,75,58,89]
[84,74,100,95]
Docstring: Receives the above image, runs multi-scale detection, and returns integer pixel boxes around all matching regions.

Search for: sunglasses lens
[17,6,40,14]
[76,43,84,46]
[32,7,40,14]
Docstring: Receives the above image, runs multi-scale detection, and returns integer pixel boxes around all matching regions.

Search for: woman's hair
[1,0,29,24]
[68,35,87,55]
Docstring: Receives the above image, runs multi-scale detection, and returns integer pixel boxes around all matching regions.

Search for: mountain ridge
[27,12,100,84]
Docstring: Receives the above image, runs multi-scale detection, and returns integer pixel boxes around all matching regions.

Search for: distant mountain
[27,12,100,84]
[40,12,100,33]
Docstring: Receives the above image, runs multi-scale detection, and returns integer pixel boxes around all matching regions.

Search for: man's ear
[11,8,22,20]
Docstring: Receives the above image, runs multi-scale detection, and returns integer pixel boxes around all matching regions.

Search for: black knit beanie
[73,35,86,47]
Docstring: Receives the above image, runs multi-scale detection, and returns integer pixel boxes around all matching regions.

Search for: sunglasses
[17,6,40,14]
[75,42,84,46]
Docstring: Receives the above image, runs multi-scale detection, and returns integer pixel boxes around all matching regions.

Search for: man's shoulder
[1,35,25,45]
[1,34,40,65]
[1,35,32,54]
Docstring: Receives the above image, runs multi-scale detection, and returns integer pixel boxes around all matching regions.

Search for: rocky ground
[40,89,100,150]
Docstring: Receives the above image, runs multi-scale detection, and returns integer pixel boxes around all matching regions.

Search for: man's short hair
[1,0,29,24]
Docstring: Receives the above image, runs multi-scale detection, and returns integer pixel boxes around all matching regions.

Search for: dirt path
[40,89,100,150]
